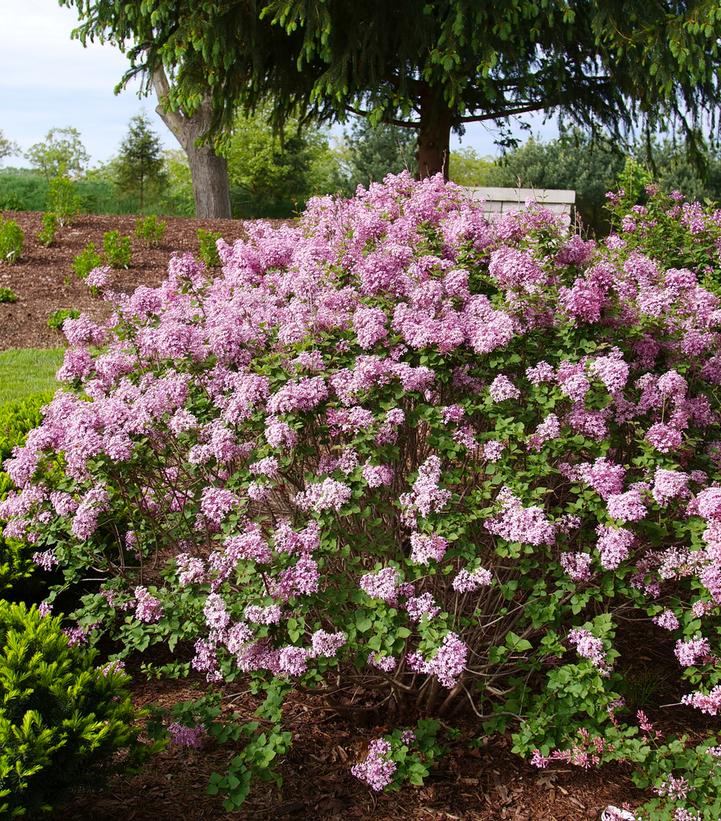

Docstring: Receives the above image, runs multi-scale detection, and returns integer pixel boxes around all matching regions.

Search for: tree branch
[151,66,190,145]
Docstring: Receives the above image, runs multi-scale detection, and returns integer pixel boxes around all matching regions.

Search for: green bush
[0,287,18,303]
[197,228,221,267]
[0,601,138,817]
[47,308,80,330]
[103,230,132,268]
[72,242,102,280]
[47,176,80,227]
[135,215,167,247]
[37,212,58,247]
[0,218,23,264]
[0,395,51,592]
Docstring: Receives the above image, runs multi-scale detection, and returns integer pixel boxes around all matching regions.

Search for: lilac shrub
[4,172,721,815]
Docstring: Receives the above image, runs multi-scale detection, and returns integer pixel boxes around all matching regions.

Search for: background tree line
[3,116,721,233]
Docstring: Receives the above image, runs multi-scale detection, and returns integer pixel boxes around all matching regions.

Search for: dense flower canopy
[4,173,721,815]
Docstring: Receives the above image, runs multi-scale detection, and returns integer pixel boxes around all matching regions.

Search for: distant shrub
[197,228,221,267]
[103,230,132,268]
[72,242,102,280]
[47,175,80,226]
[37,212,58,247]
[135,215,167,247]
[0,286,18,303]
[0,394,50,592]
[47,307,81,330]
[0,217,23,264]
[0,600,139,817]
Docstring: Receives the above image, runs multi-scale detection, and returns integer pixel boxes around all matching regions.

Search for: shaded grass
[0,348,63,405]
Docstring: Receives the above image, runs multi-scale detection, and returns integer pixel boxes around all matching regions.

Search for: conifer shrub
[5,173,721,816]
[0,601,138,817]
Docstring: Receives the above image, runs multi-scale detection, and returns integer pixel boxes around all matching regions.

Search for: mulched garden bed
[0,210,278,350]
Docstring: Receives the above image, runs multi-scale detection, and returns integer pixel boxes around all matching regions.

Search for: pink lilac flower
[134,586,163,623]
[482,440,505,461]
[560,552,592,582]
[203,592,230,631]
[360,567,400,602]
[596,525,635,569]
[310,630,347,658]
[489,374,520,402]
[278,646,310,676]
[654,775,689,801]
[400,455,451,520]
[652,468,689,505]
[244,604,283,624]
[567,628,610,675]
[652,609,680,630]
[452,566,493,592]
[579,458,626,499]
[409,532,448,564]
[362,463,394,487]
[682,685,721,715]
[405,593,440,622]
[695,487,721,520]
[32,549,58,571]
[428,632,468,687]
[526,361,555,384]
[368,653,397,673]
[674,636,712,667]
[646,423,683,453]
[528,413,560,449]
[351,738,396,791]
[295,478,352,512]
[167,722,206,749]
[199,487,238,527]
[176,553,205,586]
[607,489,647,522]
[485,489,556,546]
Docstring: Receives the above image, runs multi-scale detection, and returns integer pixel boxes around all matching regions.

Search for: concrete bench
[465,186,576,219]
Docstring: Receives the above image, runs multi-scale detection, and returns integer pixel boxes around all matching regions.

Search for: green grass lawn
[0,348,63,405]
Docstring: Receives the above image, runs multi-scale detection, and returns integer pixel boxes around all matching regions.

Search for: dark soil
[57,675,646,821]
[0,211,265,350]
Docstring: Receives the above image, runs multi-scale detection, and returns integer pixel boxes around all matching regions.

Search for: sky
[0,0,558,169]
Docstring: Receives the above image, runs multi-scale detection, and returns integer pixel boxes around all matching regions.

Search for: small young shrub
[0,217,24,264]
[135,215,167,248]
[47,175,80,226]
[72,242,102,280]
[0,394,49,592]
[0,286,18,303]
[103,230,132,268]
[197,228,221,267]
[0,601,138,816]
[47,307,80,330]
[37,212,59,247]
[9,174,721,815]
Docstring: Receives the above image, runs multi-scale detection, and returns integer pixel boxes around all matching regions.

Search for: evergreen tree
[61,0,721,180]
[340,119,417,192]
[115,113,167,209]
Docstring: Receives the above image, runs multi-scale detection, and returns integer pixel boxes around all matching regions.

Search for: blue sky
[1,0,558,168]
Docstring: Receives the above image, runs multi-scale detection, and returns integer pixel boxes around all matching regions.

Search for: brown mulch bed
[0,210,276,350]
[56,675,646,821]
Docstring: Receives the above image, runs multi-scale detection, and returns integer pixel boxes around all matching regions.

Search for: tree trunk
[151,67,232,219]
[417,85,453,180]
[187,144,232,219]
